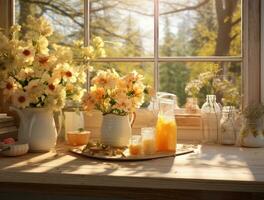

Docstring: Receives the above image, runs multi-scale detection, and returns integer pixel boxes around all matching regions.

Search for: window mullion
[154,0,159,93]
[84,0,90,46]
[84,0,90,89]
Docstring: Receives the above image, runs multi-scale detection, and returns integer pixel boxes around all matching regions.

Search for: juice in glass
[156,115,177,152]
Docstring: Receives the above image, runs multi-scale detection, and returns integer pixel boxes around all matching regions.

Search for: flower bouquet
[0,15,105,151]
[82,69,151,146]
[0,15,105,110]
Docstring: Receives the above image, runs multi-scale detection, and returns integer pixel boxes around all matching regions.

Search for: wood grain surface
[0,143,264,194]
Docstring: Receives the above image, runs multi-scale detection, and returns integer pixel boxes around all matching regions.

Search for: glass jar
[201,95,221,144]
[185,97,200,114]
[155,98,177,152]
[129,135,142,156]
[220,106,236,145]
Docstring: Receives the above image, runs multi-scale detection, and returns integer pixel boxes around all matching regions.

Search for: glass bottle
[155,97,177,152]
[220,106,236,145]
[201,95,221,144]
[185,97,200,114]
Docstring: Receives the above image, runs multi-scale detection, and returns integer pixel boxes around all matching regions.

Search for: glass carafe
[155,97,177,152]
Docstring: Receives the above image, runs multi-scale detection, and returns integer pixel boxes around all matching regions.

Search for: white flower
[59,63,78,83]
[14,41,35,65]
[45,81,63,96]
[0,77,17,99]
[24,79,45,103]
[16,68,34,81]
[12,90,30,109]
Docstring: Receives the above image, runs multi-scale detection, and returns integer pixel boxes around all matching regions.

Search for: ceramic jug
[101,113,135,147]
[10,107,57,152]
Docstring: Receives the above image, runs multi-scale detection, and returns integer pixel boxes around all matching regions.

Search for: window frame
[2,0,261,106]
[261,0,264,103]
[84,0,243,94]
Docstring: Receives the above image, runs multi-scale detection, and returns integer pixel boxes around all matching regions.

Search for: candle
[129,135,142,156]
[141,127,156,155]
[67,130,91,146]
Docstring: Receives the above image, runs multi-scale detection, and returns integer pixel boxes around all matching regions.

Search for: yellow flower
[0,32,10,51]
[72,87,86,102]
[53,44,73,63]
[36,36,49,55]
[91,69,119,89]
[112,93,132,113]
[25,15,53,38]
[82,46,94,59]
[92,37,104,48]
[82,93,96,112]
[90,86,105,101]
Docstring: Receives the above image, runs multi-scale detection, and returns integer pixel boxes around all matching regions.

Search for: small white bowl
[0,143,29,157]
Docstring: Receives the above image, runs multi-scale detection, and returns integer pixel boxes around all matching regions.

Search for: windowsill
[0,142,264,197]
[83,109,203,142]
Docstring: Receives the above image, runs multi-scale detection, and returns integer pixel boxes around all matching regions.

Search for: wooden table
[0,144,264,200]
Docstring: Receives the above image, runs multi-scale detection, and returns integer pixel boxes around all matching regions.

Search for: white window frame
[84,0,243,93]
[261,0,264,103]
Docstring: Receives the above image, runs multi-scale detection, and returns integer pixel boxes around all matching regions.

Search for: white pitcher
[101,113,135,147]
[10,107,57,152]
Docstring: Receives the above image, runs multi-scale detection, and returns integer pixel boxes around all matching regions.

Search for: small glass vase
[201,95,221,144]
[220,106,236,145]
[185,97,200,114]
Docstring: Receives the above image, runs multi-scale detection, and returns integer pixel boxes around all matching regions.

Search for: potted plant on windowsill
[240,104,264,148]
[82,69,152,147]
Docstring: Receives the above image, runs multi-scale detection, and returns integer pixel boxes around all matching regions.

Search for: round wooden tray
[70,144,196,161]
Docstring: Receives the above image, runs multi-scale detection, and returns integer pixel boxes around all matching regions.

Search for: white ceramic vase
[10,107,57,152]
[101,114,134,147]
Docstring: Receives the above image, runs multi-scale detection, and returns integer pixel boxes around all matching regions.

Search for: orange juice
[67,131,90,146]
[129,144,142,155]
[156,115,177,152]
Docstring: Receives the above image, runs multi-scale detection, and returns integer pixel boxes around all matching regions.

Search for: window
[14,0,243,107]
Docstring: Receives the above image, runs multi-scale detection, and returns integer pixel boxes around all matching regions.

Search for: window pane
[159,0,242,57]
[90,0,154,57]
[15,0,84,45]
[159,62,241,107]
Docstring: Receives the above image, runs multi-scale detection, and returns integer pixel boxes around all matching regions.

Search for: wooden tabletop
[0,143,264,193]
